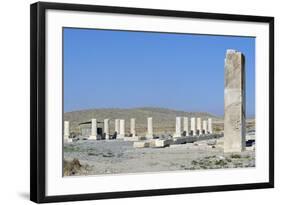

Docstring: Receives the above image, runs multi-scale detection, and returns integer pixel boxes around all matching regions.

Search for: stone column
[115,119,120,134]
[183,117,189,136]
[208,118,213,134]
[64,121,70,139]
[104,119,109,140]
[224,49,246,152]
[203,120,207,135]
[190,117,196,136]
[119,119,125,138]
[197,117,202,135]
[146,117,153,139]
[173,117,181,138]
[89,118,97,140]
[130,118,136,137]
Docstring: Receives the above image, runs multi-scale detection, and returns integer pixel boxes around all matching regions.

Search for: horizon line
[64,106,256,118]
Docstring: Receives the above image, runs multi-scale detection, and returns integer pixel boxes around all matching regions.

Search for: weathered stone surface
[183,117,189,136]
[154,139,173,147]
[148,140,156,147]
[88,119,97,140]
[174,136,198,144]
[190,117,196,136]
[130,118,136,137]
[173,117,181,138]
[119,119,125,138]
[115,119,120,134]
[173,136,188,144]
[64,121,70,139]
[133,141,150,148]
[104,119,109,140]
[146,117,153,139]
[224,49,246,152]
[208,118,213,134]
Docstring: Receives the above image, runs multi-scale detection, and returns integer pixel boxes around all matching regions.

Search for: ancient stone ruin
[64,49,250,153]
[224,49,246,152]
[64,116,217,148]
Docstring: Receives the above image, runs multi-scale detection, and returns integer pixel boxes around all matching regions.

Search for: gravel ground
[63,139,255,176]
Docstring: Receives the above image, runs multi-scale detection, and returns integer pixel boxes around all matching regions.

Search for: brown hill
[64,107,220,135]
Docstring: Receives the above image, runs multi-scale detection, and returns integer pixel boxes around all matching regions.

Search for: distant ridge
[64,107,220,133]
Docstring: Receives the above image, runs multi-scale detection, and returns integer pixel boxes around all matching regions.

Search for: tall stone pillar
[104,119,109,139]
[64,121,72,143]
[183,117,189,136]
[64,121,70,139]
[203,120,207,134]
[115,119,120,134]
[197,117,202,135]
[208,118,213,134]
[89,118,97,140]
[130,118,136,137]
[119,119,125,138]
[173,117,181,138]
[224,49,246,152]
[146,117,153,139]
[190,117,196,136]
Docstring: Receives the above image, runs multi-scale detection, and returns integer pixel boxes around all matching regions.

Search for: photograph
[29,2,274,202]
[63,28,256,176]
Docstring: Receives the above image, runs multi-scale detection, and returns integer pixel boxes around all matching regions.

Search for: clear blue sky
[63,28,255,117]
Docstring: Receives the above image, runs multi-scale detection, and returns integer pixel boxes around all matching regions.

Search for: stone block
[154,139,173,147]
[173,136,188,144]
[133,141,150,148]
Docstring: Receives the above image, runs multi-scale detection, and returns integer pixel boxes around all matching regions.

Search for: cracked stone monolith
[224,49,246,152]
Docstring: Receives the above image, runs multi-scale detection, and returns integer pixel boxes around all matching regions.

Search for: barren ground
[63,139,255,176]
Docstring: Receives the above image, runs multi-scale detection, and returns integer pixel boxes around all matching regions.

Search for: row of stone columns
[89,118,110,140]
[174,117,213,137]
[64,116,213,141]
[113,119,126,138]
[87,117,152,139]
[115,117,152,139]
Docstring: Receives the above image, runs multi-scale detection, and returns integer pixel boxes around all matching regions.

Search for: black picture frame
[30,1,274,203]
